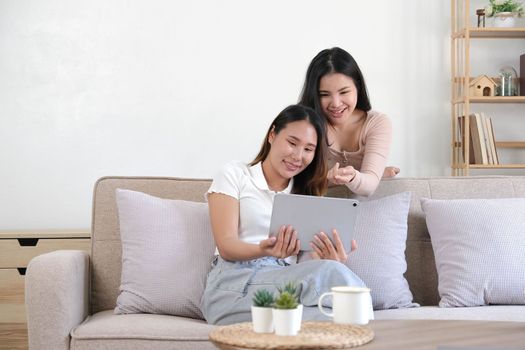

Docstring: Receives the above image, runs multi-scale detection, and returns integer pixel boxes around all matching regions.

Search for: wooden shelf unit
[451,0,525,175]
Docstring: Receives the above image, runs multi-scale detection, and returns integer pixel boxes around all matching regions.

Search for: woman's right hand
[328,162,356,185]
[310,229,357,263]
[259,225,300,259]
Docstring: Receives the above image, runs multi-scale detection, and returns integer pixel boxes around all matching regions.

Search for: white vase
[251,306,274,333]
[493,12,516,27]
[293,304,303,333]
[272,305,302,336]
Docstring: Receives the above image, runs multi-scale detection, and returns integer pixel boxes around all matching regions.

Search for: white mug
[318,286,372,325]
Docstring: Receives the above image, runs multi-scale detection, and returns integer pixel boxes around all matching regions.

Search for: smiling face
[318,72,359,126]
[265,120,318,185]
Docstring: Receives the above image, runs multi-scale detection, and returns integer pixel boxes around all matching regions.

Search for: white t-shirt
[207,161,293,245]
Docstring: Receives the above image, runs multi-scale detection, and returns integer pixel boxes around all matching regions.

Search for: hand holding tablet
[260,224,300,259]
[310,229,357,262]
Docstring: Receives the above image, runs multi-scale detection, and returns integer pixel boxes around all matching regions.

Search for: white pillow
[421,197,525,307]
[114,189,216,319]
[347,192,418,310]
[299,192,418,310]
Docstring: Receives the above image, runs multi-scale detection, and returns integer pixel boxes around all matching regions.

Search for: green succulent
[252,289,275,307]
[277,282,299,298]
[273,291,299,310]
[273,282,300,309]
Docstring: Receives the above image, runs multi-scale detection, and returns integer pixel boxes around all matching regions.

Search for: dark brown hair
[250,104,327,196]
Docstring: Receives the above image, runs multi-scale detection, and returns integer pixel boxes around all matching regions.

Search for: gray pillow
[421,197,525,307]
[347,191,418,310]
[114,189,216,319]
[300,192,417,309]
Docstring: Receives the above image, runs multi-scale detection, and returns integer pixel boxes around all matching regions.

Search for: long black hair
[299,47,371,122]
[250,104,327,196]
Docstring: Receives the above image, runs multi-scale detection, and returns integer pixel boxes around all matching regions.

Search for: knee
[313,259,347,274]
[312,260,365,287]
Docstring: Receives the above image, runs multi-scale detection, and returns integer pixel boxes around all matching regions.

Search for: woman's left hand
[382,166,400,178]
[310,229,357,263]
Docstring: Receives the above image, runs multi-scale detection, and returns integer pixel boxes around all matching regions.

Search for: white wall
[0,0,466,229]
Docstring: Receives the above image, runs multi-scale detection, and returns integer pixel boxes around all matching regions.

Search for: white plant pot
[272,305,303,336]
[251,306,274,333]
[493,12,516,28]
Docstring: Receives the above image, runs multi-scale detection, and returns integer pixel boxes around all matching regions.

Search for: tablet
[269,193,359,251]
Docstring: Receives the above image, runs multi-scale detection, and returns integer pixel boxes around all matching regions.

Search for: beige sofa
[25,176,525,350]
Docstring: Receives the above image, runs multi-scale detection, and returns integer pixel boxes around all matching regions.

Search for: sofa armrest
[25,250,90,350]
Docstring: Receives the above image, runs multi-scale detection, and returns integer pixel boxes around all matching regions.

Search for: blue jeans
[200,256,367,325]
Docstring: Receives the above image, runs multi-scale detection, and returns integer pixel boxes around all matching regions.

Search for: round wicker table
[209,321,374,350]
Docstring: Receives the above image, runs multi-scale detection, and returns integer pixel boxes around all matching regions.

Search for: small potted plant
[251,289,275,333]
[484,0,523,27]
[272,282,302,336]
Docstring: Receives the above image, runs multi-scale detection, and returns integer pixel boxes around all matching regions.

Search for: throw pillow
[299,191,418,310]
[114,189,216,319]
[421,197,525,307]
[347,191,418,310]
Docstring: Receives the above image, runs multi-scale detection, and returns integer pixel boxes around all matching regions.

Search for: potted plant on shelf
[272,282,302,336]
[251,289,275,333]
[485,0,523,27]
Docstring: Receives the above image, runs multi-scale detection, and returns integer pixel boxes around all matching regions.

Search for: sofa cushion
[374,305,525,322]
[115,189,216,319]
[70,310,215,350]
[421,197,525,308]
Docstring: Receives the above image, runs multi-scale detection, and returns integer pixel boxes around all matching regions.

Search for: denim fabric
[200,256,367,325]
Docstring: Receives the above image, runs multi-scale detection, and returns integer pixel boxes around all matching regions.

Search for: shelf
[0,229,90,239]
[453,27,525,39]
[471,96,525,103]
[454,141,525,148]
[451,163,525,169]
[495,141,525,148]
[468,164,525,169]
[453,96,525,104]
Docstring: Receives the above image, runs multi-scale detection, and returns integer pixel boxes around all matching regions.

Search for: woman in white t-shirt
[200,104,369,325]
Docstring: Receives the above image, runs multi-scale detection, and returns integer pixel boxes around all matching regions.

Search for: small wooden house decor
[469,75,497,97]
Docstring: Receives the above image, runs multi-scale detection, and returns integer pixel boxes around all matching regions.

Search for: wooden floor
[0,324,28,350]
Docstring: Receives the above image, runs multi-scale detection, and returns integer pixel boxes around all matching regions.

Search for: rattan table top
[209,321,374,350]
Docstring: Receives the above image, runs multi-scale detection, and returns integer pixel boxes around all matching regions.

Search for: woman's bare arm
[208,193,300,261]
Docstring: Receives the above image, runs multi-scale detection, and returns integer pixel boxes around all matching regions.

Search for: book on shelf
[481,112,499,165]
[477,113,490,164]
[458,115,475,164]
[480,113,493,164]
[470,114,487,164]
[520,53,525,96]
[459,113,499,165]
[488,117,499,164]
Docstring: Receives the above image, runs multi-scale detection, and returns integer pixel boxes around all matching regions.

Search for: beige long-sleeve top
[327,110,392,197]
